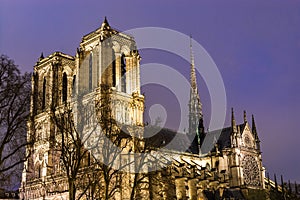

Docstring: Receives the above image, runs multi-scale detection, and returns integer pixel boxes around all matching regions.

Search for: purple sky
[1,0,300,182]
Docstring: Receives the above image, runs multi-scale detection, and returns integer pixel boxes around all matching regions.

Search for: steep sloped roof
[144,126,191,152]
[201,124,245,154]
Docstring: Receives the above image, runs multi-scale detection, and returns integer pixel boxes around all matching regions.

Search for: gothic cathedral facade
[21,18,266,200]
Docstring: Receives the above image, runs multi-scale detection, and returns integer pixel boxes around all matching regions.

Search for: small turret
[243,110,247,123]
[231,108,237,133]
[281,175,285,196]
[274,174,278,191]
[39,52,44,61]
[101,16,110,30]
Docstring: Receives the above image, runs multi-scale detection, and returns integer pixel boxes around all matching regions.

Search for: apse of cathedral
[20,17,282,200]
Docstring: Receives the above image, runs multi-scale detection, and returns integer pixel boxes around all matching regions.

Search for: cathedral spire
[190,35,197,91]
[188,35,203,154]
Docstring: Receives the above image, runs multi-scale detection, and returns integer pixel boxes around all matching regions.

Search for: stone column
[137,56,141,94]
[115,53,121,91]
[175,178,187,200]
[132,55,137,92]
[197,180,209,200]
[188,179,197,200]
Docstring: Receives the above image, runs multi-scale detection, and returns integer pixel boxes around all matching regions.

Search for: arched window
[121,54,126,92]
[62,73,67,102]
[42,77,46,110]
[206,163,211,171]
[112,50,116,87]
[89,53,93,91]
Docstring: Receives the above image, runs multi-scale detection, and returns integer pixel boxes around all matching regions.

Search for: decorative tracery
[242,155,260,186]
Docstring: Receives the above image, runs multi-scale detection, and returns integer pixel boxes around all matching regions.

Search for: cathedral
[21,17,270,200]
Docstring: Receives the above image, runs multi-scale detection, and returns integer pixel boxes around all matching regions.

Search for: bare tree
[48,97,97,200]
[43,81,167,200]
[47,84,135,200]
[0,55,32,189]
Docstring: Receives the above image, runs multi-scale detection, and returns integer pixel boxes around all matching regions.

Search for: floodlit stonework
[21,18,269,200]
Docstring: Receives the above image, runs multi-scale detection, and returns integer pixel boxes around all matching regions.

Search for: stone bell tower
[76,17,144,126]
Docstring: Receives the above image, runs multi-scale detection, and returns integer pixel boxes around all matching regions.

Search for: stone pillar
[137,56,141,94]
[188,179,197,200]
[115,53,121,91]
[197,180,209,200]
[175,178,187,200]
[132,57,136,92]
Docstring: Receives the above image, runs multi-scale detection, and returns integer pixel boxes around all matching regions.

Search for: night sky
[1,0,299,182]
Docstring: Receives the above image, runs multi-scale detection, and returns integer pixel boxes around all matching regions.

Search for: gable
[241,123,255,148]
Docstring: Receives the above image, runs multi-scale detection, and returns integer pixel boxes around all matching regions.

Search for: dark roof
[143,123,247,155]
[201,124,245,154]
[144,126,191,152]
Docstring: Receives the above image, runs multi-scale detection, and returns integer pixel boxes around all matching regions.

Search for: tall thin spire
[190,35,197,90]
[281,175,285,196]
[252,114,257,134]
[188,35,203,154]
[243,110,247,123]
[274,174,278,191]
[252,114,259,141]
[252,114,260,150]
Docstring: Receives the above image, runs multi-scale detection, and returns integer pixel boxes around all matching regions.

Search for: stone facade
[21,18,266,200]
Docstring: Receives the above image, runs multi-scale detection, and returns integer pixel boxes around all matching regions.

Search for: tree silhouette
[0,54,32,190]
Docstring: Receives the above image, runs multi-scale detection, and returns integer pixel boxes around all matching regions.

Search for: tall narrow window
[88,152,91,166]
[42,77,46,110]
[38,165,41,178]
[34,72,39,115]
[72,75,76,96]
[89,53,93,91]
[121,54,126,93]
[62,72,68,102]
[112,51,116,87]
